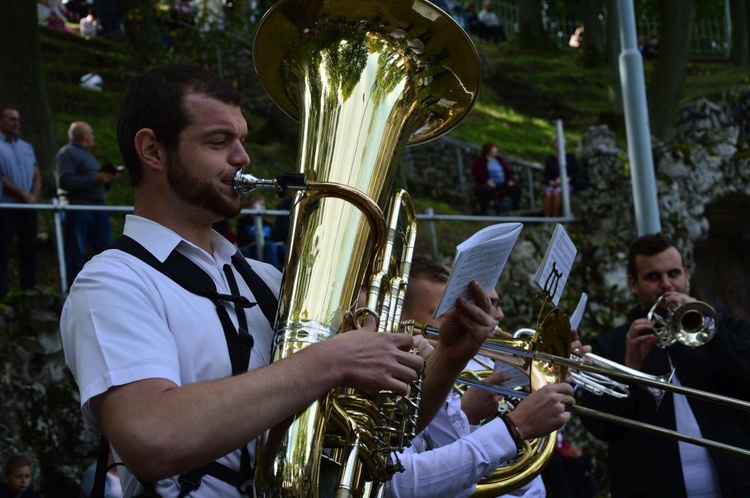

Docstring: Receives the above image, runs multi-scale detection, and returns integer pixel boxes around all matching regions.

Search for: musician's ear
[134,128,166,173]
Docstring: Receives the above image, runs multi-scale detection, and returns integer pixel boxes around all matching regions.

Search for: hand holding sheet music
[434,223,523,318]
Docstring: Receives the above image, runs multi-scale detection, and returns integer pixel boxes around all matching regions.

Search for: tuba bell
[244,0,481,496]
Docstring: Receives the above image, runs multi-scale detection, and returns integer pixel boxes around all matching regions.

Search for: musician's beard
[166,152,241,221]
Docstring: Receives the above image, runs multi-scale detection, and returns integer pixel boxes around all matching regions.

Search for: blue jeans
[64,209,113,285]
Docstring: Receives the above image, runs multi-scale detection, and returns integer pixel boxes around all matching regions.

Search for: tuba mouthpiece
[233,170,308,197]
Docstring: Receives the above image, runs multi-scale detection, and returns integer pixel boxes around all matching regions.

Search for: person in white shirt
[476,1,506,43]
[386,257,575,498]
[60,63,502,498]
[79,7,98,36]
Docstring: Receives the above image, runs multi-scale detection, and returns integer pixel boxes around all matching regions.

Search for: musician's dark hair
[117,63,243,187]
[627,232,684,281]
[409,256,450,283]
[402,256,450,317]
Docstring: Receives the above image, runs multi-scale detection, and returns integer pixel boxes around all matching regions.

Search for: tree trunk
[581,0,606,66]
[604,0,624,117]
[729,0,749,67]
[517,0,552,49]
[0,4,57,196]
[648,0,696,141]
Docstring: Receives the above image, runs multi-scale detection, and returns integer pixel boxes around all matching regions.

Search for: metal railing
[0,200,573,294]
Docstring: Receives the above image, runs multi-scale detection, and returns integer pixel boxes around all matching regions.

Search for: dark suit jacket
[580,308,750,498]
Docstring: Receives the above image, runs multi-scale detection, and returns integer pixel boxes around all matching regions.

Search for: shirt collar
[123,214,238,265]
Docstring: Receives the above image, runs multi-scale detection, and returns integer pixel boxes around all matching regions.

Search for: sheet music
[493,360,530,390]
[569,292,588,331]
[531,224,577,306]
[434,223,523,318]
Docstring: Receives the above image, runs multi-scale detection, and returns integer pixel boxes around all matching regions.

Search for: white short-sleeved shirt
[60,215,282,497]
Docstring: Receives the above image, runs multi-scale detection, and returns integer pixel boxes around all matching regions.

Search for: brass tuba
[245,0,481,496]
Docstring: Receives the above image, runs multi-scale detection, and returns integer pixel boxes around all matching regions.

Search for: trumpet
[647,295,717,348]
[422,326,750,460]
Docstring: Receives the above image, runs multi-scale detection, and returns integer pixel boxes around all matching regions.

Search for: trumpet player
[579,232,750,498]
[386,257,575,498]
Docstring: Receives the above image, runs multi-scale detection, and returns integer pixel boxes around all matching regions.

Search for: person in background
[568,24,584,48]
[472,142,521,215]
[0,105,41,299]
[542,137,579,218]
[641,34,660,61]
[0,455,38,498]
[55,121,118,286]
[579,232,750,497]
[236,194,285,270]
[79,7,99,36]
[476,1,506,43]
[385,256,575,498]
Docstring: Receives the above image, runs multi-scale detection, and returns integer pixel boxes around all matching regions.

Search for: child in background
[0,455,38,498]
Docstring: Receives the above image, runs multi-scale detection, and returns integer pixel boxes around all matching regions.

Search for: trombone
[420,325,750,460]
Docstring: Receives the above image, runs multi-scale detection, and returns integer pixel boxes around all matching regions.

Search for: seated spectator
[463,2,482,37]
[641,34,660,60]
[569,24,584,49]
[171,0,196,24]
[1,455,38,498]
[476,1,506,43]
[472,142,521,215]
[543,136,580,218]
[236,195,286,270]
[79,7,98,36]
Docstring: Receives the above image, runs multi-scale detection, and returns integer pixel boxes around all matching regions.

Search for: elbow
[112,429,190,482]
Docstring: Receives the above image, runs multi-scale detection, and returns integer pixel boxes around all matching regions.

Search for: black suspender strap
[231,252,278,327]
[90,434,110,498]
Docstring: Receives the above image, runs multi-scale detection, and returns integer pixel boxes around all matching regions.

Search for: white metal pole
[618,0,661,235]
[555,120,571,218]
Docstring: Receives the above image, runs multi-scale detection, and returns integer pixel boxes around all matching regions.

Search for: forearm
[31,167,41,197]
[386,418,515,498]
[417,345,468,433]
[95,342,341,481]
[1,177,26,199]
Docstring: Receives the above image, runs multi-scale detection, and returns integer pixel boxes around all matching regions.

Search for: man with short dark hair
[60,64,499,498]
[0,104,41,298]
[580,232,750,497]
